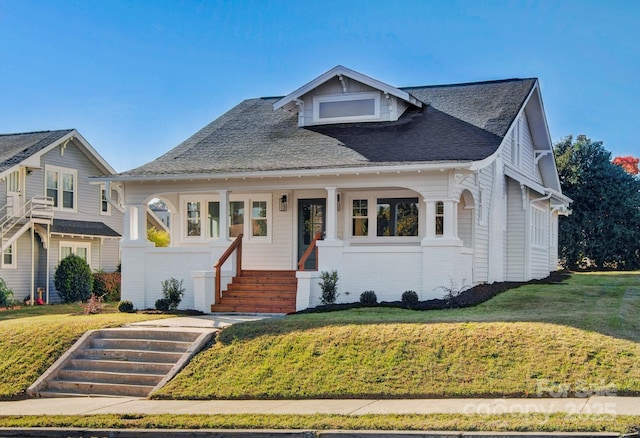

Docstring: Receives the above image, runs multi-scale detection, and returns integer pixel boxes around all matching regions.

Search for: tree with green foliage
[554,135,640,270]
[147,227,170,247]
[54,254,94,302]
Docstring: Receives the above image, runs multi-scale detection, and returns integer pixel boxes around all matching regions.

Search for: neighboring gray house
[107,65,571,313]
[0,130,122,303]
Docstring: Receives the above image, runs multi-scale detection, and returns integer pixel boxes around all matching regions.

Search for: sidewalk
[1,396,638,416]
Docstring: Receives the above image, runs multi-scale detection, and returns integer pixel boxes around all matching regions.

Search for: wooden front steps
[211,270,297,314]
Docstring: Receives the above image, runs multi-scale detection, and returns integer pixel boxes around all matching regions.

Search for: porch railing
[297,232,323,271]
[213,234,243,303]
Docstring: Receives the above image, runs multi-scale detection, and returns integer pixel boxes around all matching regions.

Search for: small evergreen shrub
[54,254,94,303]
[155,298,171,311]
[0,278,17,308]
[319,270,339,304]
[93,271,121,302]
[401,290,419,307]
[159,277,185,311]
[359,290,377,305]
[118,300,134,313]
[81,294,105,314]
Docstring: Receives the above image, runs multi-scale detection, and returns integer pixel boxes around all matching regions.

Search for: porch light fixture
[279,194,288,212]
[337,193,341,211]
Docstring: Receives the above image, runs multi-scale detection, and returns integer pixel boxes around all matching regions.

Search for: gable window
[313,92,380,124]
[2,244,17,269]
[100,185,110,215]
[60,241,91,267]
[376,198,419,237]
[435,201,444,236]
[511,117,522,167]
[45,166,77,210]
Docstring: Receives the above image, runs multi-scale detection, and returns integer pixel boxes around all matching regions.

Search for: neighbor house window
[531,206,547,247]
[45,166,77,210]
[186,201,201,237]
[435,201,444,236]
[2,244,16,269]
[60,242,91,267]
[313,92,381,123]
[6,170,20,194]
[100,185,110,215]
[352,199,369,237]
[376,198,419,237]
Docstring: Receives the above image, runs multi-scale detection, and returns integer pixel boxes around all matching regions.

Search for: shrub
[0,278,17,308]
[401,290,419,307]
[54,254,94,303]
[155,298,171,311]
[93,271,121,302]
[319,270,339,304]
[147,227,170,247]
[118,300,134,313]
[160,277,184,311]
[81,294,105,314]
[359,290,377,305]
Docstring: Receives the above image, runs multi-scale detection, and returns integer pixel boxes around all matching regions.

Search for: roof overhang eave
[97,162,477,183]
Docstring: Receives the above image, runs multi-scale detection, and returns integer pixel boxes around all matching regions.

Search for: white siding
[505,178,526,281]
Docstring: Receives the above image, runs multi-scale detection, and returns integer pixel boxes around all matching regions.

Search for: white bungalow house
[0,130,123,303]
[106,66,571,313]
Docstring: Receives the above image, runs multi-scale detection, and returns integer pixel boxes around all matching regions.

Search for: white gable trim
[273,65,422,112]
[0,130,115,181]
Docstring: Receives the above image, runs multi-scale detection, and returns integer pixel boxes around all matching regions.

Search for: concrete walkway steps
[27,327,216,398]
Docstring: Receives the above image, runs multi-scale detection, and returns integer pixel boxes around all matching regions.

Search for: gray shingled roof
[117,78,536,178]
[50,219,120,238]
[0,130,73,173]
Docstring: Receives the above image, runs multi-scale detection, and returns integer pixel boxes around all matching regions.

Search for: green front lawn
[0,304,172,400]
[156,272,640,399]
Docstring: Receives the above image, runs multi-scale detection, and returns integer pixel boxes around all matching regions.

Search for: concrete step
[57,369,165,386]
[28,327,216,398]
[46,380,155,397]
[76,348,184,363]
[90,338,192,353]
[68,358,174,374]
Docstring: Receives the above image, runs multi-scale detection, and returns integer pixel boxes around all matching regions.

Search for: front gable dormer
[273,65,423,127]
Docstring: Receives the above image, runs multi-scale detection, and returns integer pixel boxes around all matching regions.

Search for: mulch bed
[296,271,570,314]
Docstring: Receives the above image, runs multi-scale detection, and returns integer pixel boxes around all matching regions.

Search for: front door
[298,199,326,270]
[6,169,23,217]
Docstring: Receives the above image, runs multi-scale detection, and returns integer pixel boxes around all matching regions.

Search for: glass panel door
[298,199,325,270]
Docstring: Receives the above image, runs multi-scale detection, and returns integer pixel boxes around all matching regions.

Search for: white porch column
[123,204,150,242]
[325,187,338,241]
[444,200,457,239]
[424,200,436,240]
[218,190,230,241]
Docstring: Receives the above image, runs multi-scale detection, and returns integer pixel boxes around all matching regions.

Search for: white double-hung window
[348,192,420,242]
[45,165,77,211]
[182,195,271,242]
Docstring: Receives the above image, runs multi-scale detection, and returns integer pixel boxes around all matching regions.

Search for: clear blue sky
[1,0,638,172]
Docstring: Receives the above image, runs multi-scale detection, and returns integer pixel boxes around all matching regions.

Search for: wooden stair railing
[297,232,323,271]
[213,234,243,304]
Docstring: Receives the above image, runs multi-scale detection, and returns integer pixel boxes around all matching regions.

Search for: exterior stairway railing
[0,196,54,251]
[213,234,243,304]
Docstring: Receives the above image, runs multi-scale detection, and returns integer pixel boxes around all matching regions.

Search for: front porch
[119,178,478,313]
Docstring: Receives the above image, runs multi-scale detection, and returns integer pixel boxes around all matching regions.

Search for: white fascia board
[273,65,422,112]
[504,165,547,195]
[97,161,475,183]
[70,130,117,175]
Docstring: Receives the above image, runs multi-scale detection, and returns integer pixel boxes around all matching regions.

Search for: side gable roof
[273,65,422,112]
[0,130,72,173]
[0,129,116,177]
[114,77,537,179]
